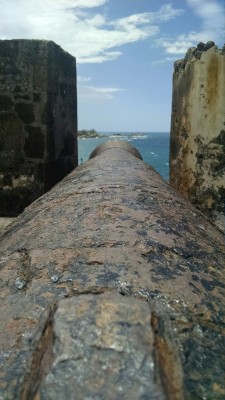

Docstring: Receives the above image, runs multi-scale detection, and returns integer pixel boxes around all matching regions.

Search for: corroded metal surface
[0,141,225,399]
[38,293,166,400]
[89,140,143,160]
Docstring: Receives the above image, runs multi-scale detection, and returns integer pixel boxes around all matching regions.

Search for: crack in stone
[151,303,185,400]
[20,303,58,400]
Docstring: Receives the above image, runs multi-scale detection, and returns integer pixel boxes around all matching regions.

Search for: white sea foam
[78,132,170,180]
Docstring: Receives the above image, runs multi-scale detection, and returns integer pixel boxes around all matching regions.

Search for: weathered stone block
[0,39,77,216]
[24,126,45,159]
[0,94,14,111]
[15,101,35,123]
[170,43,225,232]
[0,112,24,167]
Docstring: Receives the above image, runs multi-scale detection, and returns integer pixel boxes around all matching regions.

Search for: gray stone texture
[170,43,225,232]
[0,39,77,216]
[0,141,224,399]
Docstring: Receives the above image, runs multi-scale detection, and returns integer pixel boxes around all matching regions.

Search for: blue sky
[1,0,224,132]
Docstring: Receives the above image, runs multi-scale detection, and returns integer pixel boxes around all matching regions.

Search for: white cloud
[77,75,123,103]
[66,0,108,7]
[0,1,184,63]
[76,74,124,105]
[78,83,124,102]
[151,4,184,22]
[77,76,92,83]
[186,0,224,37]
[156,0,225,56]
[151,56,178,66]
[156,33,200,55]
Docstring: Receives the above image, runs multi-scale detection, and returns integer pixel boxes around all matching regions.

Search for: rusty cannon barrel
[0,141,225,400]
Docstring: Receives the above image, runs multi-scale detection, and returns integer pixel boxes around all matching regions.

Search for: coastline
[78,129,104,139]
[78,129,147,139]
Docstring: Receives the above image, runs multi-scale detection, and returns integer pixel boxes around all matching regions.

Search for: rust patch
[207,52,219,104]
[151,305,185,400]
[20,304,57,400]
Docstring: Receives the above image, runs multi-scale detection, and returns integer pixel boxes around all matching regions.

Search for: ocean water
[78,132,170,180]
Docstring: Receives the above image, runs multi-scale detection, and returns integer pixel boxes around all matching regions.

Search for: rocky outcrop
[0,141,224,399]
[170,43,225,232]
[0,40,77,216]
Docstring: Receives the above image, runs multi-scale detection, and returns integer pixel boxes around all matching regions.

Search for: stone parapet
[170,43,225,232]
[0,39,77,216]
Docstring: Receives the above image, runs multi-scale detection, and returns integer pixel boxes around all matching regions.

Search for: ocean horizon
[78,131,170,180]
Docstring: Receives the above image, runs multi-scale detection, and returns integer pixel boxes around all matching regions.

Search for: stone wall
[0,39,77,216]
[170,42,225,232]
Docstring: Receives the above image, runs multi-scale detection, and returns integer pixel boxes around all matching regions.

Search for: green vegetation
[78,129,104,138]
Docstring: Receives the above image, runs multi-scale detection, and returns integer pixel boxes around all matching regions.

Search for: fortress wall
[170,43,225,232]
[0,39,77,216]
[0,141,224,399]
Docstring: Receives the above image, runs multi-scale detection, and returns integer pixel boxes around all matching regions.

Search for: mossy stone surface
[0,112,24,167]
[24,126,45,159]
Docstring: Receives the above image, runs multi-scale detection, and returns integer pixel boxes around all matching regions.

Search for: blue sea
[78,132,170,180]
